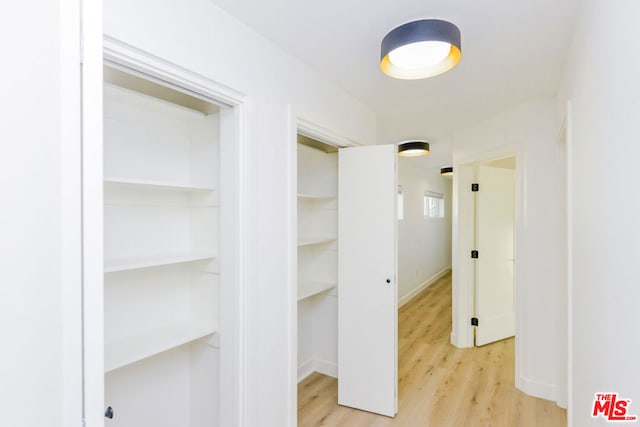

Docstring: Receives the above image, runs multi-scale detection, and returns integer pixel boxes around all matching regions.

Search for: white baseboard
[314,359,338,379]
[556,397,568,409]
[398,267,451,308]
[297,358,315,383]
[297,358,338,383]
[516,374,557,402]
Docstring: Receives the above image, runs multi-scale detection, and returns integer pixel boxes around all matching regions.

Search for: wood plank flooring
[298,272,566,426]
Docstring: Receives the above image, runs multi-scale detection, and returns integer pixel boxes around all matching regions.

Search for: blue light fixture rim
[381,19,461,62]
[380,19,462,79]
[398,140,430,157]
[440,166,454,175]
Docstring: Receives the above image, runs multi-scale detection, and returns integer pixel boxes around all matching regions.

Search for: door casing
[451,147,523,358]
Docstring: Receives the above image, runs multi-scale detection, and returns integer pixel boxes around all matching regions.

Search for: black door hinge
[471,250,479,259]
[471,317,479,326]
[471,183,479,192]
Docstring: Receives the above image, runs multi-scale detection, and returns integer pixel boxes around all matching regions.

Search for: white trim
[451,164,475,349]
[297,358,339,383]
[297,358,315,383]
[315,359,339,379]
[286,104,298,427]
[565,100,574,425]
[552,104,569,411]
[424,190,444,198]
[103,36,244,108]
[81,1,104,425]
[85,35,249,427]
[514,152,527,402]
[60,0,83,425]
[219,102,248,427]
[398,268,451,308]
[297,117,363,148]
[516,374,557,402]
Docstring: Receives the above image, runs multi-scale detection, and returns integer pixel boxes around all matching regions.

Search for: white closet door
[338,144,397,417]
[475,166,516,346]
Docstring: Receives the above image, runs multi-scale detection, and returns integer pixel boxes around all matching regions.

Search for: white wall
[560,1,640,425]
[397,157,452,305]
[451,98,564,402]
[0,1,82,426]
[103,0,376,425]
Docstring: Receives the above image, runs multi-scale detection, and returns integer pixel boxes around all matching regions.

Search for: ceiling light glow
[388,41,451,70]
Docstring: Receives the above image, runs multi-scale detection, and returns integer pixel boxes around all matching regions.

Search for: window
[398,185,404,220]
[424,191,444,218]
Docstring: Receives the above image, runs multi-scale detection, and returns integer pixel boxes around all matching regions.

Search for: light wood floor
[298,272,566,426]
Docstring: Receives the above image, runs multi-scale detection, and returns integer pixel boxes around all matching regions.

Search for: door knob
[105,406,114,419]
[386,278,391,284]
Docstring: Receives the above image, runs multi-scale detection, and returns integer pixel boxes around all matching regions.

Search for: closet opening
[92,59,245,426]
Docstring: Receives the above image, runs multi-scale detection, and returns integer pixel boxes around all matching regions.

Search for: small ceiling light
[381,19,462,80]
[398,140,430,157]
[440,166,453,176]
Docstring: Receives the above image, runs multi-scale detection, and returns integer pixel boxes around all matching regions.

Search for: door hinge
[471,317,479,326]
[471,183,479,192]
[471,250,479,259]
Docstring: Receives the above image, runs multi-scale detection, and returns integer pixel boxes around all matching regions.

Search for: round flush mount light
[381,19,462,79]
[440,166,453,176]
[398,140,430,157]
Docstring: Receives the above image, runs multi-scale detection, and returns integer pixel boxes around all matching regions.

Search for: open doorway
[293,128,399,421]
[451,151,520,351]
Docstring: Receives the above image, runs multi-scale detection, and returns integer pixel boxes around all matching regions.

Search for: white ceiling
[211,0,579,148]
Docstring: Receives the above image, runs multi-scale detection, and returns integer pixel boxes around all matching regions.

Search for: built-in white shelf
[297,193,336,201]
[103,67,223,425]
[105,177,216,192]
[104,252,216,273]
[298,281,337,301]
[105,320,217,372]
[297,237,336,247]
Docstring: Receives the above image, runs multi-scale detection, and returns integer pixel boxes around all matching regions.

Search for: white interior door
[475,165,515,346]
[338,144,397,417]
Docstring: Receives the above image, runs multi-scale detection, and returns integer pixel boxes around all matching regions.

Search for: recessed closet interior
[103,65,226,426]
[296,135,339,382]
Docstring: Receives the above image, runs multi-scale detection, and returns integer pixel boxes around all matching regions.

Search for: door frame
[451,145,524,364]
[82,35,250,426]
[556,100,572,412]
[287,112,362,424]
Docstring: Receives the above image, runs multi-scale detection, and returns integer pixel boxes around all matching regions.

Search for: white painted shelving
[102,66,223,426]
[296,139,339,382]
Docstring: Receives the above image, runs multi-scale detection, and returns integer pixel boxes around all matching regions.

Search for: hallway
[298,272,566,426]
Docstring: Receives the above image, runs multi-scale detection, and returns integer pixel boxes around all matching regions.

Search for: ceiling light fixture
[381,19,462,79]
[440,166,453,176]
[398,140,430,157]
